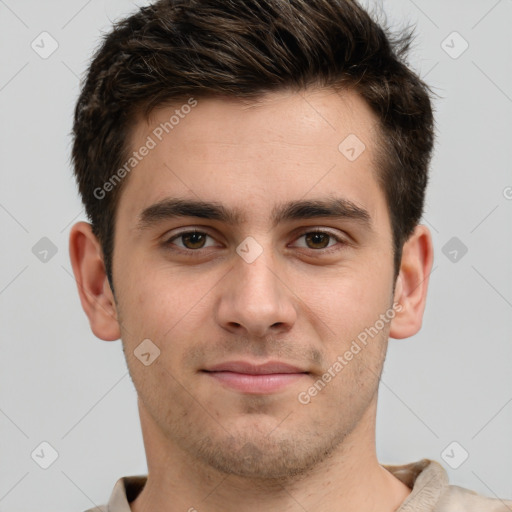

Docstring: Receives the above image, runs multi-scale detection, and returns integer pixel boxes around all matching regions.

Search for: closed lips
[202,361,308,374]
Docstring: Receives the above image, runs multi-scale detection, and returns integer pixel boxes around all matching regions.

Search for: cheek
[115,271,174,343]
[118,267,216,348]
[304,266,393,338]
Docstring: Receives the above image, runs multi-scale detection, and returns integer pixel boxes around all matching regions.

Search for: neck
[130,398,411,512]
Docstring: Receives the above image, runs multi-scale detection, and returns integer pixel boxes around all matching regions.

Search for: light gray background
[1,0,511,510]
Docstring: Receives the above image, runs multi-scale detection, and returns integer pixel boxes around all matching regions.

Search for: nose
[215,243,297,338]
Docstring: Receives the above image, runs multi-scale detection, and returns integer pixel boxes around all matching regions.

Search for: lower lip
[204,371,307,393]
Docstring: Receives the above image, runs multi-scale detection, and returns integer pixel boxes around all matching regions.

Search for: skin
[70,87,433,512]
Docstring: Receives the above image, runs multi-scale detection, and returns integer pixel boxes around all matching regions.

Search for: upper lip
[203,361,308,375]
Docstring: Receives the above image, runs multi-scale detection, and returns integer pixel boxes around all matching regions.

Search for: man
[68,0,511,511]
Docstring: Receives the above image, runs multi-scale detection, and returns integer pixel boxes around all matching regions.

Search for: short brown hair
[71,0,435,287]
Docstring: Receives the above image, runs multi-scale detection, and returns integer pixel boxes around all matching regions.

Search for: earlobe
[389,224,434,340]
[69,221,121,341]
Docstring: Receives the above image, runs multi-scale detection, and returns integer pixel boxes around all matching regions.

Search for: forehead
[138,88,379,154]
[117,87,385,228]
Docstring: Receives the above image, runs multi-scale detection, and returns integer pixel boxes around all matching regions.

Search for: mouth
[201,360,310,394]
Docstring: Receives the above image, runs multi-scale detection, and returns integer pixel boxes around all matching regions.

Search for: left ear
[389,224,434,339]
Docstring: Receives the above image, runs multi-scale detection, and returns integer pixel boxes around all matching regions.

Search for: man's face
[112,88,397,479]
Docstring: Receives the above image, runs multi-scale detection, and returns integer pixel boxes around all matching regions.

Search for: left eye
[292,230,341,250]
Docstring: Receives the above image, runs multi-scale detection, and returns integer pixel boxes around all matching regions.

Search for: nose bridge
[216,235,296,335]
[236,240,279,299]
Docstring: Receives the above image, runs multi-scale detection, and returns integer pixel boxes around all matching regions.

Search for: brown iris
[181,232,207,249]
[304,232,330,249]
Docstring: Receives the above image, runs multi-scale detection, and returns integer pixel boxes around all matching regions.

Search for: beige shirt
[85,459,512,511]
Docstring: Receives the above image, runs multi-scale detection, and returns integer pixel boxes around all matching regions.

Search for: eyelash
[163,228,348,256]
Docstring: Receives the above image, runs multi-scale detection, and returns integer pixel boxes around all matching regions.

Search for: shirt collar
[105,459,447,511]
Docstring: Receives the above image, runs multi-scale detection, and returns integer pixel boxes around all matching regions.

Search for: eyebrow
[136,197,372,231]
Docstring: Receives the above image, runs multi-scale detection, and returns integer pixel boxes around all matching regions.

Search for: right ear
[69,221,121,341]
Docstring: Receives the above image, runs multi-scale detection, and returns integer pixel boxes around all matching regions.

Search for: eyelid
[289,227,348,249]
[293,227,344,238]
[164,227,221,247]
[162,226,350,257]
